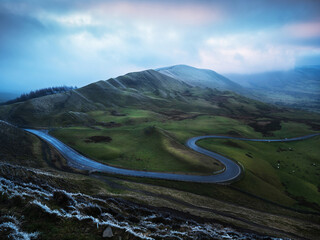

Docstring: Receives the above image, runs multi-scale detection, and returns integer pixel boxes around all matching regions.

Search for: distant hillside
[0,69,276,127]
[0,70,192,126]
[156,65,247,95]
[226,66,320,112]
[0,92,19,103]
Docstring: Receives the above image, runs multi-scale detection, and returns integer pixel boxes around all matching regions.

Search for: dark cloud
[0,7,48,61]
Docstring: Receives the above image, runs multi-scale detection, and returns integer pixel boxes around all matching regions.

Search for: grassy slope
[51,126,224,175]
[0,123,129,240]
[198,131,320,209]
[51,107,320,212]
[0,122,48,167]
[51,109,265,175]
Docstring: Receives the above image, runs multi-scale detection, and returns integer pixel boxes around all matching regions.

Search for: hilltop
[156,64,246,94]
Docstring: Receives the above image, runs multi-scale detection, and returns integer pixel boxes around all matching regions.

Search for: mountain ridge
[0,67,278,127]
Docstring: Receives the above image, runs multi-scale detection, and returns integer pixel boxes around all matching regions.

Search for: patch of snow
[113,79,127,89]
[105,80,117,89]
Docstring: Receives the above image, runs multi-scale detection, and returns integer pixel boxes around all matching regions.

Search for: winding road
[25,129,319,183]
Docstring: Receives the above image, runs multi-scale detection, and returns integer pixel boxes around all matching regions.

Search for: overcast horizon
[1,0,320,93]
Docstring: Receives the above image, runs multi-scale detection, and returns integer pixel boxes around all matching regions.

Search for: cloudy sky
[1,0,320,92]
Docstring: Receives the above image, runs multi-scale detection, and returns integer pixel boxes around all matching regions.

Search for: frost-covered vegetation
[0,163,285,240]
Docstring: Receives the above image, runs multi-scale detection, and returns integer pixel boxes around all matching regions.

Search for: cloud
[0,0,320,92]
[196,31,312,73]
[284,21,320,39]
[42,13,96,27]
[91,1,224,26]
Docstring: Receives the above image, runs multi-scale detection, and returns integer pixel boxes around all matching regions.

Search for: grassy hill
[0,120,68,169]
[1,68,320,239]
[156,64,248,95]
[0,69,277,127]
[50,109,320,210]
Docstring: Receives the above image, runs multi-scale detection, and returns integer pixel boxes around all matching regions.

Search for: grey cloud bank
[0,0,320,92]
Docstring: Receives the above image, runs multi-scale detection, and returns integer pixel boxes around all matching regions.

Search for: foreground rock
[103,226,113,238]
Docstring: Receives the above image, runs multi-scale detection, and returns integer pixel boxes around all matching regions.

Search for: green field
[51,112,229,175]
[50,107,320,212]
[197,135,320,209]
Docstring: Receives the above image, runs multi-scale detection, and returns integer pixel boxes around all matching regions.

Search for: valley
[2,0,320,239]
[0,67,319,240]
[47,108,320,212]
